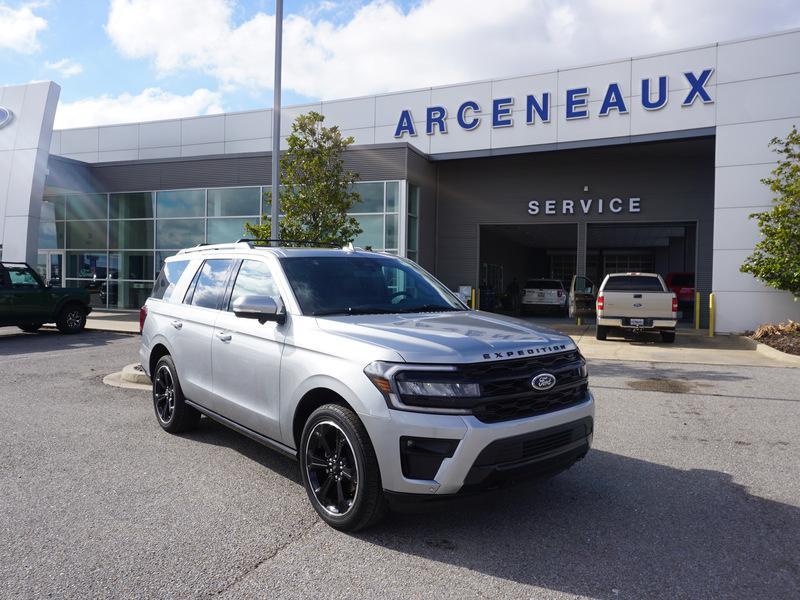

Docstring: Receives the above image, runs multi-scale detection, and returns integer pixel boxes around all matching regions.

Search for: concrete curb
[754,341,800,366]
[122,363,150,385]
[103,371,150,391]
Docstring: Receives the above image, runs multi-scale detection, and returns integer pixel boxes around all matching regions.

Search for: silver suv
[139,242,594,530]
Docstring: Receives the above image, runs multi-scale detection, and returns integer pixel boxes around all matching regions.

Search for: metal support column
[270,0,283,243]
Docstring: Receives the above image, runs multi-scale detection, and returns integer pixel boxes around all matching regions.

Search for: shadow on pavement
[0,329,135,357]
[357,450,800,598]
[587,359,751,383]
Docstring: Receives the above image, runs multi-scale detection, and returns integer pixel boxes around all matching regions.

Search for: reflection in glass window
[43,196,66,220]
[110,220,154,249]
[353,215,383,249]
[208,187,260,217]
[207,218,249,244]
[156,251,178,274]
[111,192,154,219]
[106,280,153,310]
[7,266,40,287]
[386,182,399,213]
[188,259,232,309]
[67,252,113,279]
[38,221,64,250]
[385,214,398,250]
[350,182,384,213]
[67,220,107,249]
[65,279,106,308]
[110,251,154,280]
[152,259,190,301]
[67,194,107,220]
[156,219,204,249]
[156,189,205,218]
[229,260,279,309]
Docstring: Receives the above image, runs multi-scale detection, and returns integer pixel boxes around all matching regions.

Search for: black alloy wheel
[305,420,359,517]
[151,355,200,433]
[300,404,386,531]
[56,305,86,333]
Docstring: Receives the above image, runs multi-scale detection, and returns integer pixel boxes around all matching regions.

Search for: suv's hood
[316,310,576,364]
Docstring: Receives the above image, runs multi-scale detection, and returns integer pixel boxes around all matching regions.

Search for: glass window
[351,182,384,213]
[186,259,232,309]
[206,218,249,244]
[110,251,154,280]
[110,192,154,219]
[229,260,280,310]
[156,189,205,218]
[408,185,420,216]
[208,187,260,217]
[66,194,107,220]
[156,219,204,249]
[110,220,154,249]
[7,266,41,287]
[407,215,418,252]
[279,255,463,316]
[353,215,383,250]
[603,275,665,292]
[385,214,398,250]
[67,252,113,279]
[156,251,178,273]
[43,196,66,220]
[386,182,399,213]
[106,280,153,309]
[38,221,65,250]
[67,220,107,249]
[152,259,190,301]
[65,279,106,308]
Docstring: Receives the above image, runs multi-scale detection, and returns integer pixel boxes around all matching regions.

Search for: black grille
[473,383,589,423]
[473,417,593,467]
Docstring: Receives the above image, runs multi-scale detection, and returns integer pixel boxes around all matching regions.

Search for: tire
[56,304,87,334]
[596,325,608,341]
[18,323,43,333]
[152,355,201,434]
[661,330,676,343]
[300,403,386,531]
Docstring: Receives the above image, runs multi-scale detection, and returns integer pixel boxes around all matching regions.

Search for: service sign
[0,107,12,129]
[527,197,641,216]
[394,69,714,138]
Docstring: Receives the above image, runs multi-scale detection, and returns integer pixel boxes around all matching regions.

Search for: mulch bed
[752,332,800,356]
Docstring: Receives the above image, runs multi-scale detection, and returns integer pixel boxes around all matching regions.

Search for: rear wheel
[18,323,43,333]
[300,403,386,531]
[152,355,201,433]
[661,330,676,343]
[56,304,86,334]
[596,325,608,341]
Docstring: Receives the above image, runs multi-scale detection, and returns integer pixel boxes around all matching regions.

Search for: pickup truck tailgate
[603,291,675,319]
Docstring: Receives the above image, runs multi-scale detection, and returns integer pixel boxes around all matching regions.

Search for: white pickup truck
[595,273,678,343]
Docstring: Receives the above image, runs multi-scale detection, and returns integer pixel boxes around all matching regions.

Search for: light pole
[270,0,283,243]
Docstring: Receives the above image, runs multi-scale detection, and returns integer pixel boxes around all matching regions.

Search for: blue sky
[2,0,799,129]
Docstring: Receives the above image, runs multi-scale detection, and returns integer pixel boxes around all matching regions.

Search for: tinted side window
[604,276,664,292]
[228,260,280,310]
[186,259,233,309]
[7,266,41,288]
[152,260,190,301]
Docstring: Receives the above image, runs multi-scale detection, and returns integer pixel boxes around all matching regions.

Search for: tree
[740,126,800,299]
[245,111,362,246]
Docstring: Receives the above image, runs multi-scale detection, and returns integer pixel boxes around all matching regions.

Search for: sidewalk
[81,310,797,368]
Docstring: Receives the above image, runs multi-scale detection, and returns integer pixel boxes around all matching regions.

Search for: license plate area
[625,317,653,327]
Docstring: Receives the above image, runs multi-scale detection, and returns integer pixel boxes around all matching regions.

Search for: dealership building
[1,28,800,332]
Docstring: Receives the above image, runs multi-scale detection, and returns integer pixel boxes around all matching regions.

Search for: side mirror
[232,295,286,324]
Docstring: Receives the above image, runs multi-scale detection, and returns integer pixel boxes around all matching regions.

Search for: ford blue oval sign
[0,107,12,128]
[531,373,557,391]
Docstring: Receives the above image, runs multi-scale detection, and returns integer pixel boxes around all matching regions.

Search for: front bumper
[597,316,676,330]
[363,391,595,495]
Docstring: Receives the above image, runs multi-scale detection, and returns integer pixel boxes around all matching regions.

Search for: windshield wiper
[312,307,398,316]
[396,304,463,314]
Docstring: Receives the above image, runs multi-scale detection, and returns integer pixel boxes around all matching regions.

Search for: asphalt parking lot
[1,330,799,599]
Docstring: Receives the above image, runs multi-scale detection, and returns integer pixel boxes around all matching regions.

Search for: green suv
[0,262,92,334]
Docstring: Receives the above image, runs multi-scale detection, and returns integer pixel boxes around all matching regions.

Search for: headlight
[364,361,477,414]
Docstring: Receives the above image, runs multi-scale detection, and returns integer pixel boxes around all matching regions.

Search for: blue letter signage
[393,68,715,138]
[0,106,12,129]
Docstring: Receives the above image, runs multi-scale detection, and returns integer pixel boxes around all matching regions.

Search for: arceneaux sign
[394,69,713,138]
[527,197,641,216]
[0,106,12,128]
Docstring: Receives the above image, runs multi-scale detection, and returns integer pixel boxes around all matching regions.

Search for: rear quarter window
[152,260,190,301]
[603,276,665,292]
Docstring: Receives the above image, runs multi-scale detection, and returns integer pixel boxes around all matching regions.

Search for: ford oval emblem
[633,302,642,308]
[531,372,556,391]
[0,107,12,129]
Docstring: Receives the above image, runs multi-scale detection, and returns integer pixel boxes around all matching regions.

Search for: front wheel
[56,305,86,334]
[300,404,386,531]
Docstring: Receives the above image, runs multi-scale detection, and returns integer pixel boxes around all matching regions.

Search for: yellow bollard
[694,291,701,330]
[708,292,715,337]
[470,288,476,310]
[577,316,582,326]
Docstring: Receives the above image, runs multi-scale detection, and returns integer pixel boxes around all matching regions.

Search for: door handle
[170,320,183,329]
[216,332,232,342]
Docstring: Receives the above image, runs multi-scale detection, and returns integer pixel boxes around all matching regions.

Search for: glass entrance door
[36,251,65,287]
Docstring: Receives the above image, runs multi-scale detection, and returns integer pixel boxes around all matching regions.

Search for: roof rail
[235,238,341,248]
[177,241,250,254]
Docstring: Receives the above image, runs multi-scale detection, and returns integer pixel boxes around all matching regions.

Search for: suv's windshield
[280,255,465,316]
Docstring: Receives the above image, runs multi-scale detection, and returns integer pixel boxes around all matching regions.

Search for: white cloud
[106,0,800,100]
[0,2,47,54]
[45,58,84,78]
[54,87,224,129]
